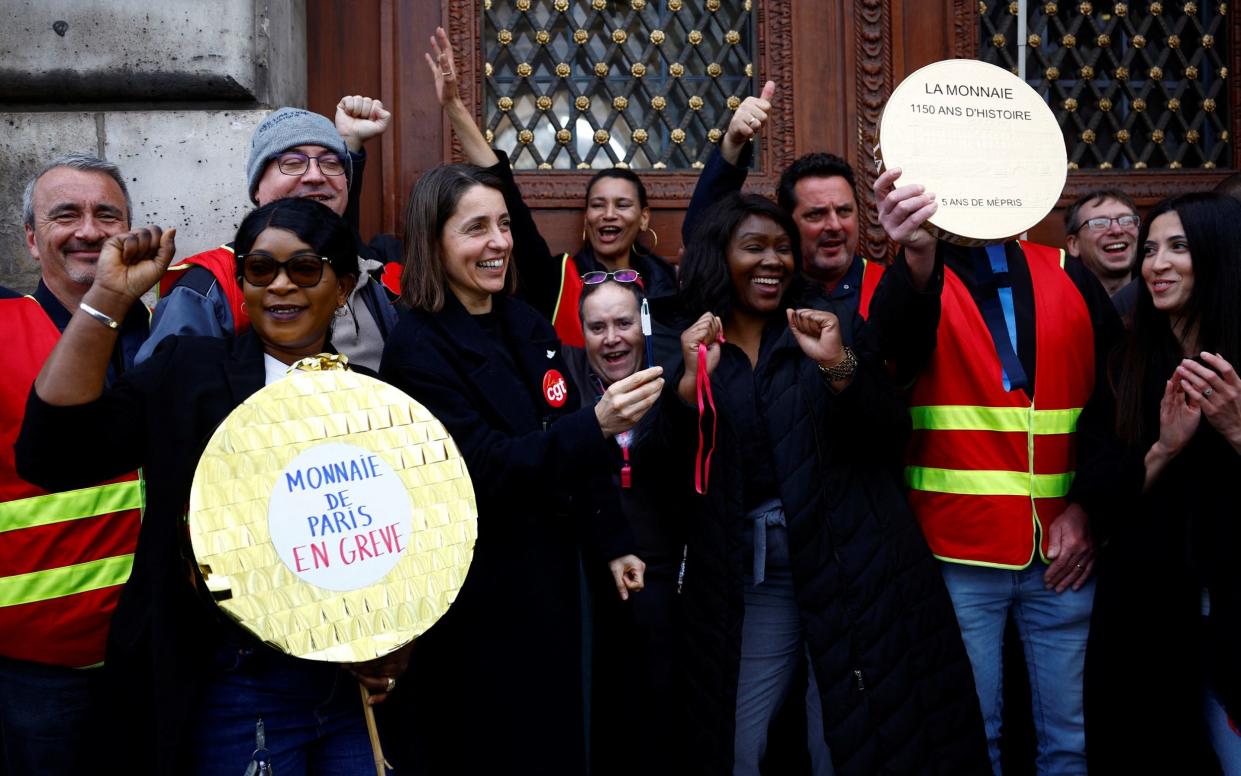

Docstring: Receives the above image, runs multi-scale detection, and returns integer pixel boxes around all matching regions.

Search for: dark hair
[577,277,645,323]
[233,197,358,283]
[679,192,804,320]
[776,153,856,214]
[400,164,516,312]
[1114,192,1241,443]
[1213,172,1241,202]
[585,168,649,210]
[1064,188,1138,233]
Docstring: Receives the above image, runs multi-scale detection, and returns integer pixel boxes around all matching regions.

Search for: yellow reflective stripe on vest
[904,466,1074,498]
[909,405,1080,434]
[0,480,143,534]
[0,554,134,608]
[549,253,572,325]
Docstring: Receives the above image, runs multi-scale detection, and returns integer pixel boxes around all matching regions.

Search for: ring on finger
[1204,387,1215,398]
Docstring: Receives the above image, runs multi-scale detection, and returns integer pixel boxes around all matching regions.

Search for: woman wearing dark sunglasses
[16,198,404,774]
[426,27,679,349]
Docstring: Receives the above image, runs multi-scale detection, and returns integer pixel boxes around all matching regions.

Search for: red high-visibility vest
[904,242,1094,568]
[158,245,247,333]
[551,253,585,348]
[0,297,142,667]
[858,257,885,319]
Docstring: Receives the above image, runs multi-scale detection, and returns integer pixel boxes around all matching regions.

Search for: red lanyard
[695,341,718,495]
[620,443,632,489]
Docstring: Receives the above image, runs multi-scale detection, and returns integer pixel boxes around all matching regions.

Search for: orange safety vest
[551,253,585,348]
[904,242,1094,568]
[858,257,885,319]
[159,245,247,333]
[0,297,142,667]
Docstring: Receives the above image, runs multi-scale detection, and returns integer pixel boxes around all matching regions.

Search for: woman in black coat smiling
[16,199,404,775]
[377,163,665,774]
[645,193,987,775]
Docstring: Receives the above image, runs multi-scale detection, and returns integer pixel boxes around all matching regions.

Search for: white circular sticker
[268,442,412,592]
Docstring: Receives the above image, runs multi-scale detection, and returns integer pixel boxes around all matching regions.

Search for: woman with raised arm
[426,27,678,348]
[376,163,663,773]
[643,192,987,776]
[15,199,408,775]
[1081,192,1241,775]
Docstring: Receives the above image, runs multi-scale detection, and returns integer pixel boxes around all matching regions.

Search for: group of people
[3,27,1240,776]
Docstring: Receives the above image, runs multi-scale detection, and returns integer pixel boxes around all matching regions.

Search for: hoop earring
[334,304,349,318]
[643,226,659,252]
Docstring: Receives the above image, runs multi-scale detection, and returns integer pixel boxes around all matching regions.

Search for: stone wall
[0,0,306,293]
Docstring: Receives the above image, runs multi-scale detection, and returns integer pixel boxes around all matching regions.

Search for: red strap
[695,342,718,495]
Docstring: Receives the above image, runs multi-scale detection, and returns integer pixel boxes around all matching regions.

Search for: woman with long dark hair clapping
[1082,192,1241,775]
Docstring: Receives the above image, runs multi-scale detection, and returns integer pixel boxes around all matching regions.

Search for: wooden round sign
[876,59,1067,245]
[188,366,477,663]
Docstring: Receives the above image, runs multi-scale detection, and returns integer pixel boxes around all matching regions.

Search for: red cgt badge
[542,369,568,408]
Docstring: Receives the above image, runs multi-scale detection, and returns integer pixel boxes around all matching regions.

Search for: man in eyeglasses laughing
[136,99,399,369]
[1064,189,1142,316]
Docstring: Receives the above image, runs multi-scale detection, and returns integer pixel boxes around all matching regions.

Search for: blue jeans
[940,560,1094,776]
[734,501,834,776]
[188,641,374,776]
[0,655,102,774]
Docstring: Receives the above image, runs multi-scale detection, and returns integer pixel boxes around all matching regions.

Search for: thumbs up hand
[722,80,776,164]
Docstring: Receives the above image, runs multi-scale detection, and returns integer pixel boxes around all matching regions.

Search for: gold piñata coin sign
[188,365,477,663]
[876,59,1067,246]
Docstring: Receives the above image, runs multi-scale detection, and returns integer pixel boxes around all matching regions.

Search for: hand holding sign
[874,166,938,286]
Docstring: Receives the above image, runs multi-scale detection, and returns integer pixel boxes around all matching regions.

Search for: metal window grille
[979,1,1230,170]
[482,0,757,170]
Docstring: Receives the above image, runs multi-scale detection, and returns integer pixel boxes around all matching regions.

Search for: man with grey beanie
[137,97,398,369]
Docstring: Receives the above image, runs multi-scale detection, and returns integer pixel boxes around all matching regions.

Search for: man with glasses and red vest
[138,99,399,369]
[1,154,147,774]
[874,169,1123,775]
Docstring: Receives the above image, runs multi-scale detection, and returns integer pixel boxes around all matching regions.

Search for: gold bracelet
[78,301,119,330]
[818,347,857,382]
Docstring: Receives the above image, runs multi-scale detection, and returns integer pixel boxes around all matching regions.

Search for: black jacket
[16,332,344,774]
[377,292,632,774]
[1078,347,1241,774]
[641,320,989,775]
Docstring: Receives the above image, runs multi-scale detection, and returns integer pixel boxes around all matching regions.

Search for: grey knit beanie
[246,108,351,203]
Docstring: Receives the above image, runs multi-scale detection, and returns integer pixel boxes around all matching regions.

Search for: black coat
[1077,350,1241,774]
[15,331,334,774]
[641,319,989,776]
[377,292,632,774]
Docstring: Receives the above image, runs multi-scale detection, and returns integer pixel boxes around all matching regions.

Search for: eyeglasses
[274,152,346,177]
[1075,214,1140,233]
[239,253,332,287]
[581,269,641,285]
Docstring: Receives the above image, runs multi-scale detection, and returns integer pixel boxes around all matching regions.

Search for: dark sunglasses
[581,269,641,285]
[239,253,332,288]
